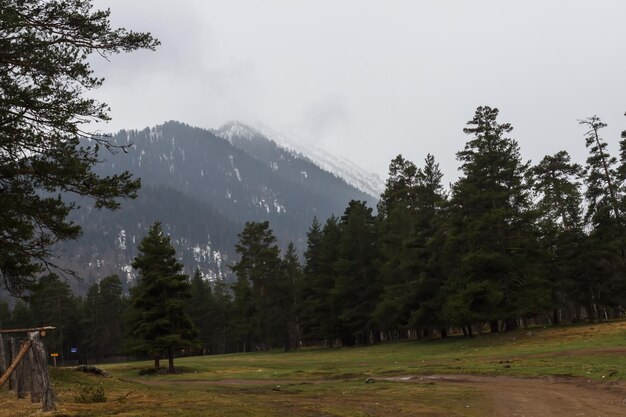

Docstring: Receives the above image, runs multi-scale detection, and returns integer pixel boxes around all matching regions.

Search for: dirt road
[132,373,626,416]
[385,374,626,417]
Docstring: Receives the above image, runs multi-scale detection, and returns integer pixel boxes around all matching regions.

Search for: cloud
[299,95,352,141]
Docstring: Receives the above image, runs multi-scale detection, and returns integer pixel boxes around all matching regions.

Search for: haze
[91,0,626,181]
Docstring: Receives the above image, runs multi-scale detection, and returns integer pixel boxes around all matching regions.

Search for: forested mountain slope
[58,121,378,289]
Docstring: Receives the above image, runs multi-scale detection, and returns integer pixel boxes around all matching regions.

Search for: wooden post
[28,348,41,403]
[16,342,26,399]
[0,339,32,389]
[0,334,6,376]
[21,347,32,399]
[9,338,17,391]
[0,326,56,334]
[28,331,55,411]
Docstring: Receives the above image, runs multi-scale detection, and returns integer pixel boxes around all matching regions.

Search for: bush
[74,385,106,403]
[137,367,162,376]
[74,365,107,376]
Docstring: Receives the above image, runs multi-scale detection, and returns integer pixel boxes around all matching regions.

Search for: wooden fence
[0,327,56,411]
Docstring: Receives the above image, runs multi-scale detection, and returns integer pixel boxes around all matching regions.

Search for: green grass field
[3,320,626,416]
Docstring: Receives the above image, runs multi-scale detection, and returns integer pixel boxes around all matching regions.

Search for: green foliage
[129,222,198,372]
[332,200,380,345]
[0,0,158,295]
[29,273,81,356]
[82,275,126,360]
[299,216,341,344]
[445,106,547,331]
[74,384,106,403]
[231,221,294,351]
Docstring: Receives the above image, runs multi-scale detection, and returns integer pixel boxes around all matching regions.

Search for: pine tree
[231,221,288,350]
[8,300,33,329]
[282,242,302,350]
[29,274,81,359]
[130,222,198,373]
[300,216,342,345]
[187,268,216,354]
[528,151,585,323]
[445,106,545,333]
[83,275,125,361]
[407,154,448,335]
[374,156,420,336]
[299,217,326,343]
[332,200,380,345]
[580,116,625,319]
[0,0,158,295]
[580,116,621,224]
[210,280,234,354]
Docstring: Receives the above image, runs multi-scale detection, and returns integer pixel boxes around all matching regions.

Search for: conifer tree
[231,221,288,350]
[186,268,215,354]
[333,200,380,345]
[29,274,81,358]
[300,216,342,345]
[130,222,198,373]
[528,151,585,323]
[0,0,158,295]
[83,275,125,361]
[374,156,420,336]
[445,106,545,333]
[282,242,303,350]
[580,116,621,224]
[580,117,625,318]
[407,154,448,335]
[299,217,326,342]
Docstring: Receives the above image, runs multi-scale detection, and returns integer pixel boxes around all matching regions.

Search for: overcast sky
[91,0,626,181]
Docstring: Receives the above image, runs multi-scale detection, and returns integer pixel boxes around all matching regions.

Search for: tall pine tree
[445,106,545,334]
[332,201,380,345]
[129,222,198,373]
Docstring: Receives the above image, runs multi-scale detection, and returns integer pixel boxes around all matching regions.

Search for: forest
[2,105,625,363]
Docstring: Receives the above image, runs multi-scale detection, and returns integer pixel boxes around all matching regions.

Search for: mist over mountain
[59,121,380,289]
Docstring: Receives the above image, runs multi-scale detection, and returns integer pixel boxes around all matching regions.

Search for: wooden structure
[0,326,56,411]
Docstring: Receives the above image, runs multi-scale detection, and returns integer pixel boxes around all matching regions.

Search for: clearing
[2,320,626,416]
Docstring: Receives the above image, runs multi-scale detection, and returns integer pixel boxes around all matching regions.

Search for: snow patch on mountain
[215,121,384,198]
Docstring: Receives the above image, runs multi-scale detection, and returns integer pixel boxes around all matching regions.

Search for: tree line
[2,106,625,361]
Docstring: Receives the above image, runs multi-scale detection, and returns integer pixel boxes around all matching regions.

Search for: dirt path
[132,377,300,386]
[131,373,626,416]
[384,374,626,417]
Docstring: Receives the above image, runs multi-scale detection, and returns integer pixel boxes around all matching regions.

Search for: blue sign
[70,347,78,353]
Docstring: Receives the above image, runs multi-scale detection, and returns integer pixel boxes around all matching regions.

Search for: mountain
[217,121,385,198]
[59,121,379,289]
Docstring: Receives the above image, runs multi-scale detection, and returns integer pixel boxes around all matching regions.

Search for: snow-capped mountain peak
[215,121,259,143]
[215,121,384,198]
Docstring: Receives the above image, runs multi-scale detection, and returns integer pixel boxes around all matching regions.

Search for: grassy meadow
[2,320,626,416]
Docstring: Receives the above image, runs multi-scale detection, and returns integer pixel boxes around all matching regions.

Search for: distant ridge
[215,121,385,198]
[59,121,379,290]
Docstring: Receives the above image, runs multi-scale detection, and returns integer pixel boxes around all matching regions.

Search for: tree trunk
[505,317,518,331]
[440,328,447,339]
[9,338,17,391]
[28,332,55,411]
[489,320,499,334]
[28,348,41,403]
[16,342,26,399]
[552,308,560,325]
[154,357,160,369]
[168,346,175,374]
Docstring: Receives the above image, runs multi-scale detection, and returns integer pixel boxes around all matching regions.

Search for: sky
[90,0,626,182]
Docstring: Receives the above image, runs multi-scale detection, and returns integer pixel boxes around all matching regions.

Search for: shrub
[74,385,106,403]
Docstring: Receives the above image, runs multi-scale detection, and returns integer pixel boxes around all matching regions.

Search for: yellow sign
[50,353,59,357]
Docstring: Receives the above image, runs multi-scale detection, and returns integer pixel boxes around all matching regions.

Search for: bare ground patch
[382,374,626,417]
